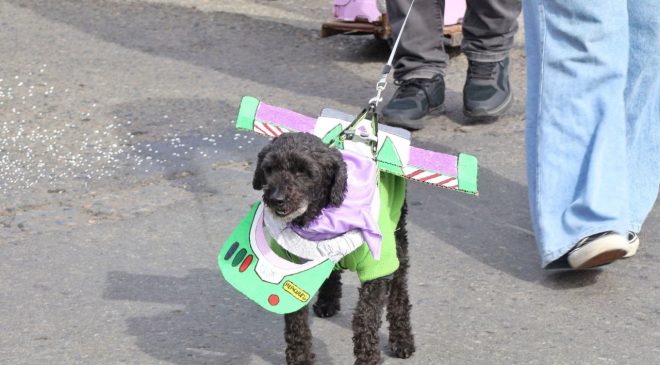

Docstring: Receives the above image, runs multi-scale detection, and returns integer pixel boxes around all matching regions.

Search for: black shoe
[381,75,445,131]
[463,57,513,119]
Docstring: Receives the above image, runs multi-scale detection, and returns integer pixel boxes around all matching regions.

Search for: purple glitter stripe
[408,146,457,177]
[255,103,316,133]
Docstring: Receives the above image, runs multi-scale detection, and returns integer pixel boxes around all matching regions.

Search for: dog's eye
[262,165,272,175]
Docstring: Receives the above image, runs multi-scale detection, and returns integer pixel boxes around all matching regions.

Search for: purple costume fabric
[289,149,383,259]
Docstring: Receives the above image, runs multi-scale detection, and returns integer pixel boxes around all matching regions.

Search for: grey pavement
[1,1,658,364]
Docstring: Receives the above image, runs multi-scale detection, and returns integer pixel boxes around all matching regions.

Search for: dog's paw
[389,338,415,359]
[312,300,340,318]
[287,352,315,365]
[353,357,384,365]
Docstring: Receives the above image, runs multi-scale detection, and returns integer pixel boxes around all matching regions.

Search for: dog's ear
[329,152,347,207]
[252,144,271,190]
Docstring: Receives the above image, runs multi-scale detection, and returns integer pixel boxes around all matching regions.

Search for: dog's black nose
[269,189,285,207]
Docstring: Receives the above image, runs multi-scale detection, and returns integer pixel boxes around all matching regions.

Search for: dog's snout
[269,189,286,206]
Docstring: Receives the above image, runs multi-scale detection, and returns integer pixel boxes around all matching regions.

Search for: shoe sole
[381,105,445,131]
[463,89,513,119]
[576,250,628,269]
[567,234,628,269]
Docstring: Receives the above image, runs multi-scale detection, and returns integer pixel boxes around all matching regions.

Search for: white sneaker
[624,232,640,258]
[567,231,628,269]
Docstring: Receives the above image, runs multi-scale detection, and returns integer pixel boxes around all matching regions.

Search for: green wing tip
[236,96,260,131]
[457,153,479,195]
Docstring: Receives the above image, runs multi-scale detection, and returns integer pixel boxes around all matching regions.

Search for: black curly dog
[252,132,414,365]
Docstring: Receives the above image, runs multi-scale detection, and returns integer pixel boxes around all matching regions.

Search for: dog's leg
[284,306,315,365]
[313,270,342,318]
[387,201,415,359]
[352,278,388,365]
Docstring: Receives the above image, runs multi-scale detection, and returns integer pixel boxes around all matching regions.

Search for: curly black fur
[313,270,342,318]
[352,277,389,365]
[284,306,315,365]
[253,133,414,365]
[387,203,415,359]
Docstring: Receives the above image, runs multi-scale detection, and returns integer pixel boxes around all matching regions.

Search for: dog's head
[252,132,347,226]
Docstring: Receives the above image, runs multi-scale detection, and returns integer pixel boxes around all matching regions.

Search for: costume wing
[235,96,478,195]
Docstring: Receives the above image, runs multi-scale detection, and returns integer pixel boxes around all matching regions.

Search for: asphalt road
[1,1,658,364]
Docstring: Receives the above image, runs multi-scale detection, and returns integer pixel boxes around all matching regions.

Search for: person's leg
[523,0,631,268]
[381,0,447,130]
[462,0,520,62]
[461,0,521,118]
[625,0,660,236]
[386,0,447,80]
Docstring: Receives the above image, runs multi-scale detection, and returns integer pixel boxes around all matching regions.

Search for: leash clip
[368,71,389,108]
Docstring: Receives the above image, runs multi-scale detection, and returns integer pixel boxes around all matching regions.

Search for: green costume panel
[336,172,405,282]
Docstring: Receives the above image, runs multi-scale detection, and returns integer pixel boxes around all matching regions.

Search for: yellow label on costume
[283,280,310,302]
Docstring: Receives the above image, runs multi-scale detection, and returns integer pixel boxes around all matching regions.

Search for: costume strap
[326,109,379,157]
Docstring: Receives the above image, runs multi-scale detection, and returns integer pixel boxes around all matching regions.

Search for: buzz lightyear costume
[219,110,407,314]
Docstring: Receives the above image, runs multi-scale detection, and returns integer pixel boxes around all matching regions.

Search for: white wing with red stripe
[403,166,458,188]
[253,120,289,137]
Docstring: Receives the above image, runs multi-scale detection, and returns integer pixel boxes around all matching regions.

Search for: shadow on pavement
[104,269,333,365]
[407,140,604,288]
[540,270,602,289]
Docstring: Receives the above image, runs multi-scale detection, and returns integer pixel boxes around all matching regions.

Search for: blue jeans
[523,0,660,267]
